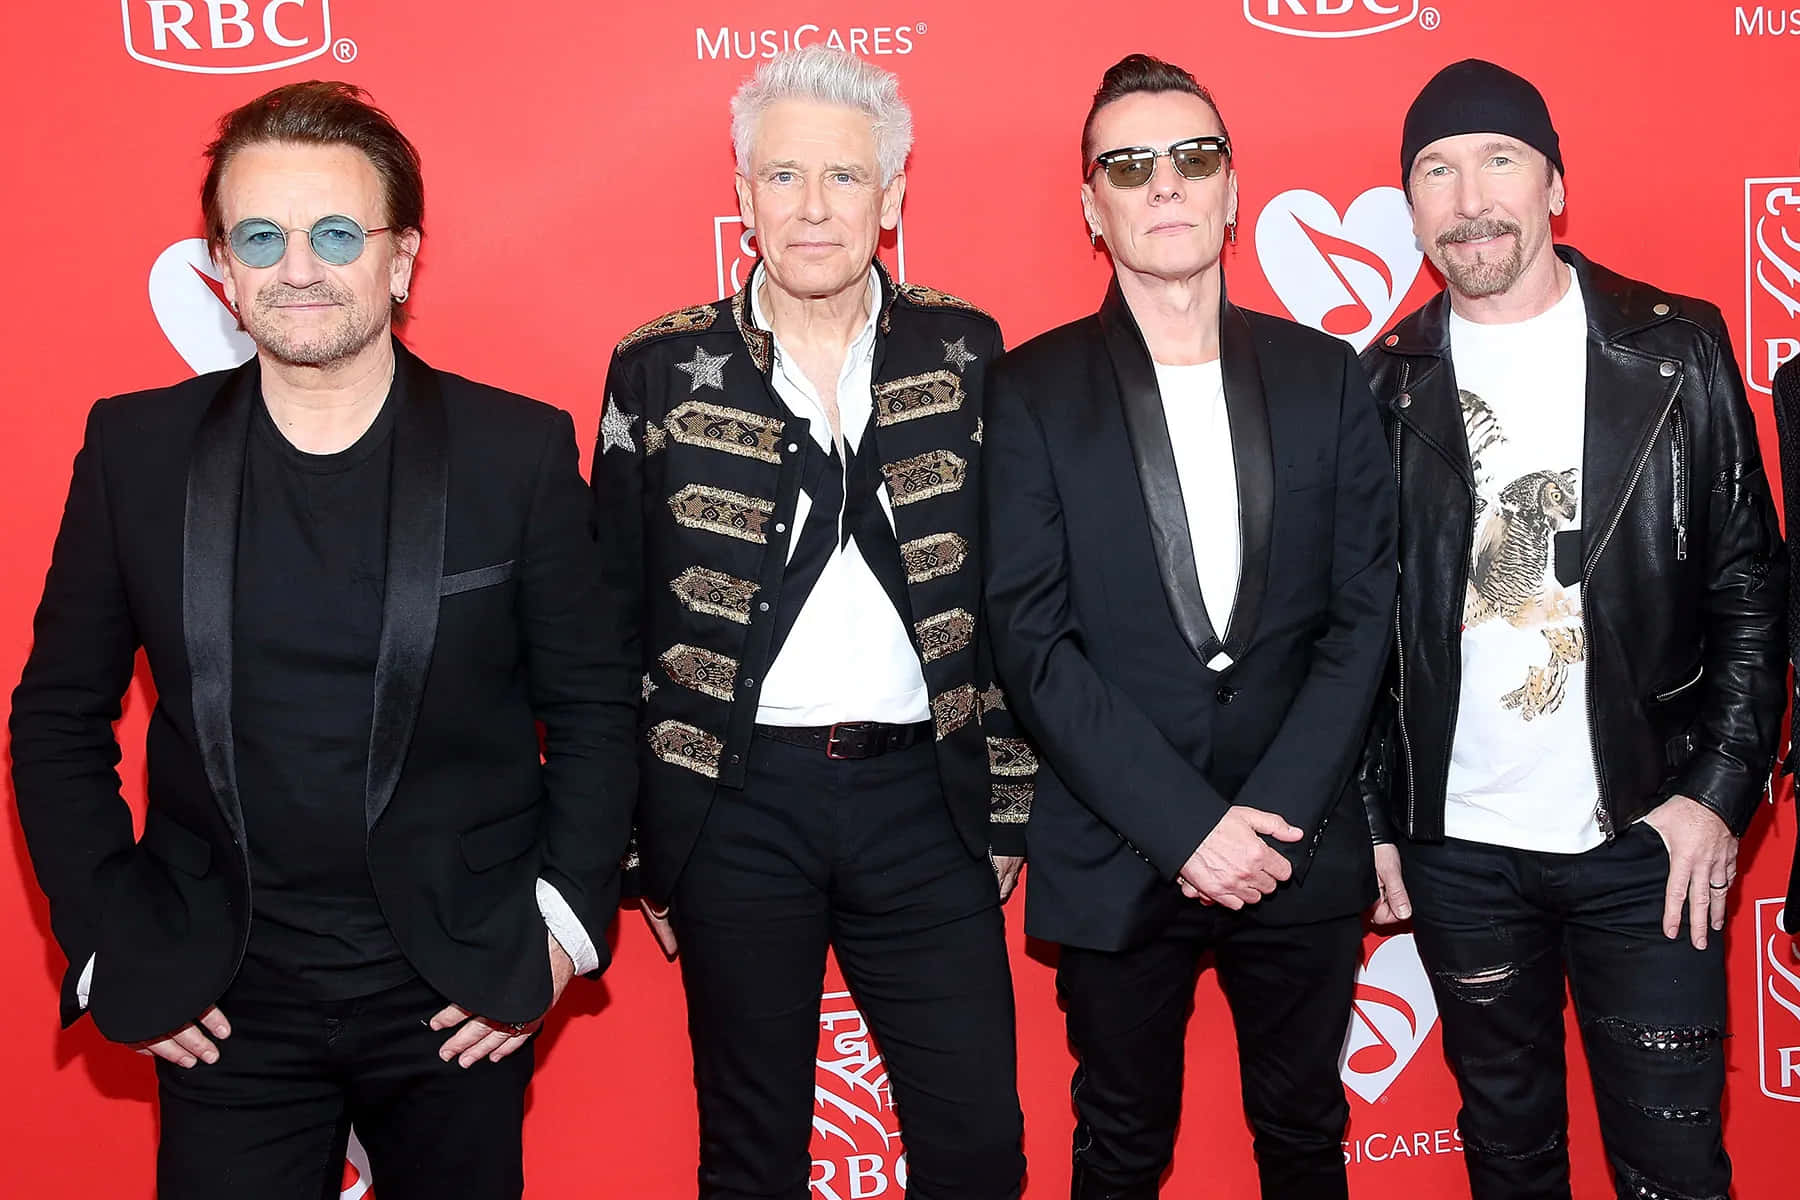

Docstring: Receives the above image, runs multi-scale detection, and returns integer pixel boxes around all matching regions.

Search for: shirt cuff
[77,953,95,1009]
[536,878,600,975]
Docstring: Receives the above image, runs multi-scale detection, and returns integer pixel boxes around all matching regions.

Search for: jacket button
[1653,302,1671,317]
[758,601,770,612]
[742,677,755,689]
[1384,334,1399,347]
[1396,392,1412,408]
[1660,361,1677,377]
[728,754,741,765]
[787,442,800,453]
[775,522,787,534]
[1216,686,1237,705]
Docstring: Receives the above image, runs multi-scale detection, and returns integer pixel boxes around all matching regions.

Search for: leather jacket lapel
[366,343,448,831]
[183,358,259,839]
[1099,282,1223,666]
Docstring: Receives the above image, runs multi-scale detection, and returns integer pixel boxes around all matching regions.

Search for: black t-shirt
[232,383,414,998]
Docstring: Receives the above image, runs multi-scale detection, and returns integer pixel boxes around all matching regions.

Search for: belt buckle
[825,721,869,759]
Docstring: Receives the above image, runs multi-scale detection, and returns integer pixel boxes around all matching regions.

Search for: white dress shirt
[1154,359,1240,671]
[751,265,931,726]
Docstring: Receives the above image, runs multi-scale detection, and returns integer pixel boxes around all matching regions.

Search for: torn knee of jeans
[1435,962,1519,1005]
[1463,1127,1563,1161]
[1589,1016,1724,1060]
[1615,1159,1727,1200]
[1628,1102,1713,1125]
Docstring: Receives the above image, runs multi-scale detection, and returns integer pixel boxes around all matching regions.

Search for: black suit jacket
[1766,356,1800,930]
[9,342,637,1042]
[982,284,1396,951]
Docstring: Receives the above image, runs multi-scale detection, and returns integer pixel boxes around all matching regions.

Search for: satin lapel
[1217,303,1271,660]
[365,344,449,830]
[183,359,259,838]
[1099,283,1222,666]
[1579,338,1679,568]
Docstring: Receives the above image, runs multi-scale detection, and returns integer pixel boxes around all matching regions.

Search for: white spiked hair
[730,46,913,185]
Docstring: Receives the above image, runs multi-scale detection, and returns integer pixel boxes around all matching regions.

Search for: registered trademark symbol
[333,38,359,63]
[1419,7,1441,30]
[916,22,927,34]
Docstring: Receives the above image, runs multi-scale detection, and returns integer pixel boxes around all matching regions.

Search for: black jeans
[671,735,1026,1200]
[1056,908,1364,1200]
[155,960,533,1200]
[1402,826,1730,1200]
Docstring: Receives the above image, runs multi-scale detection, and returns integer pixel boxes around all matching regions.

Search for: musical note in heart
[1254,187,1424,352]
[1339,933,1439,1103]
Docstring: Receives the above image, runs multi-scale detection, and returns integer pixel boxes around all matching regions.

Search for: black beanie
[1401,59,1563,189]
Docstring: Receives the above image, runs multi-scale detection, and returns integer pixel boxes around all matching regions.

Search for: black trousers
[155,960,532,1200]
[671,735,1026,1200]
[1056,907,1364,1200]
[1402,826,1730,1200]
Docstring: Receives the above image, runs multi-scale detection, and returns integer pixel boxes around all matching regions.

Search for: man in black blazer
[982,57,1396,1199]
[1764,355,1800,938]
[9,83,635,1200]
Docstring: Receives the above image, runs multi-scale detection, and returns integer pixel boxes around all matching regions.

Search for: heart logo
[1338,932,1439,1104]
[1254,187,1424,351]
[148,238,256,375]
[340,1128,374,1199]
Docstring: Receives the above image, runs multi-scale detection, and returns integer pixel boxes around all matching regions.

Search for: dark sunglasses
[228,214,393,269]
[1087,136,1231,189]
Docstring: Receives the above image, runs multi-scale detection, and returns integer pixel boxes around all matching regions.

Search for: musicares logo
[1256,186,1424,352]
[714,217,907,301]
[340,1130,374,1199]
[1746,177,1800,394]
[812,990,908,1200]
[1755,898,1800,1102]
[149,238,256,374]
[1244,0,1430,38]
[1339,933,1440,1104]
[121,0,333,74]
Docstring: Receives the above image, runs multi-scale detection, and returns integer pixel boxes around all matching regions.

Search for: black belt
[753,720,934,759]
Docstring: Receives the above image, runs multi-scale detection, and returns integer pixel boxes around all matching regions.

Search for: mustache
[255,281,355,307]
[1437,218,1521,247]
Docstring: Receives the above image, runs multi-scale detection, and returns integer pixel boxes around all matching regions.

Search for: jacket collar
[730,259,902,379]
[1098,276,1273,670]
[183,339,447,837]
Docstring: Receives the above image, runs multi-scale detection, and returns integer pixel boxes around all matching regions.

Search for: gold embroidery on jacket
[666,400,785,464]
[900,532,969,584]
[883,450,967,506]
[670,567,759,624]
[873,370,964,426]
[618,305,717,353]
[915,608,975,663]
[668,484,774,543]
[648,720,722,779]
[659,644,739,702]
[979,684,1007,715]
[987,737,1038,777]
[899,282,991,319]
[991,782,1033,824]
[933,683,978,740]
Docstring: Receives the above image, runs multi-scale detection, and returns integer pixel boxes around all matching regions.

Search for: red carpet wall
[4,3,1799,1196]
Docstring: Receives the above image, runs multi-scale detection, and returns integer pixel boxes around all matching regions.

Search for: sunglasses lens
[309,215,367,266]
[1171,144,1225,181]
[1103,155,1155,188]
[229,219,287,268]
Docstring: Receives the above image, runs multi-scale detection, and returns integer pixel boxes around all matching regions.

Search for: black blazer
[9,342,638,1042]
[1766,356,1800,931]
[982,284,1397,951]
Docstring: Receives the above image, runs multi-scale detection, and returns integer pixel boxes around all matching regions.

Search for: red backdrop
[5,3,1800,1196]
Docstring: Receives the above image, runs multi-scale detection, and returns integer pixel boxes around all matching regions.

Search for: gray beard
[245,287,385,368]
[1435,220,1526,300]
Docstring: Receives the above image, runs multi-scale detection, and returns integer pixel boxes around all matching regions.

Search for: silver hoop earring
[392,290,409,303]
[1089,228,1098,247]
[1227,221,1237,245]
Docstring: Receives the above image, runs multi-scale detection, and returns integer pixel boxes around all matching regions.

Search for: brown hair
[201,81,423,317]
[1081,54,1233,175]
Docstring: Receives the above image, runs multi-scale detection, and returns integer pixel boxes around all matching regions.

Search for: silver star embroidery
[601,398,639,455]
[674,346,731,393]
[942,337,978,373]
[642,673,658,701]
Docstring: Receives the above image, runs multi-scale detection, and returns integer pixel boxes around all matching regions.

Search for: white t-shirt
[1444,271,1602,852]
[1154,359,1239,670]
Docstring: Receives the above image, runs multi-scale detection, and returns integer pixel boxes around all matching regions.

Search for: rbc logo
[121,0,334,74]
[1245,0,1426,38]
[812,990,907,1199]
[1746,178,1800,394]
[1755,898,1800,1102]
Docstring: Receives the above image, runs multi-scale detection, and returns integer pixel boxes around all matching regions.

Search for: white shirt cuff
[77,953,95,1009]
[536,878,600,975]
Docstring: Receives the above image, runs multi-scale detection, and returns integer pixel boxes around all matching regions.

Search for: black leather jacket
[1360,246,1786,844]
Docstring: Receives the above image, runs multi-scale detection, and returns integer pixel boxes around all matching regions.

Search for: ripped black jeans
[1400,826,1729,1200]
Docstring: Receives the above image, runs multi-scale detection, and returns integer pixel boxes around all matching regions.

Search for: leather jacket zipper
[1670,405,1688,561]
[1391,363,1419,834]
[1582,381,1682,832]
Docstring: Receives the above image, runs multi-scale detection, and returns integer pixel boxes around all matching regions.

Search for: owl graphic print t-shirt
[1443,270,1603,853]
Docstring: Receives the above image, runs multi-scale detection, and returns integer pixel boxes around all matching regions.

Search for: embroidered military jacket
[594,265,1034,903]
